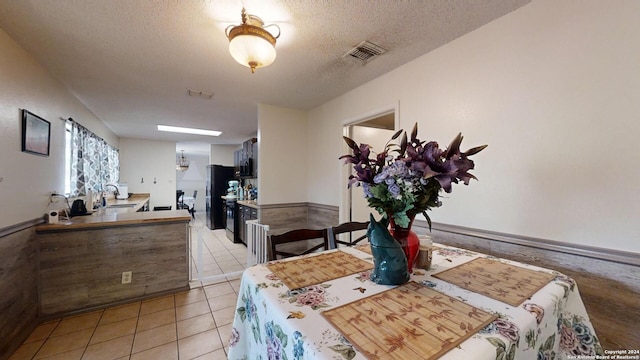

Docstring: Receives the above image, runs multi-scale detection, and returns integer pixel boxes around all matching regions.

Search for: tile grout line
[131,299,142,358]
[203,280,220,358]
[79,309,103,359]
[174,293,181,360]
[204,278,232,357]
[28,319,60,360]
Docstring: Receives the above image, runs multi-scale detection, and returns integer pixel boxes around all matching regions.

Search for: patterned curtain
[69,120,119,196]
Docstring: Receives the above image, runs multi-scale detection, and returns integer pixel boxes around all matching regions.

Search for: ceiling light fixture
[157,125,221,137]
[176,150,189,172]
[225,8,280,73]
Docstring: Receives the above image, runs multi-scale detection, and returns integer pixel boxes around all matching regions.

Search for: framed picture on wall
[21,109,51,156]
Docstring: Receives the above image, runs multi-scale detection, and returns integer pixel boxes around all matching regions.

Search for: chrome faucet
[104,184,120,198]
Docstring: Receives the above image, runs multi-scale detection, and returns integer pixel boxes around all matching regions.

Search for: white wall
[349,126,396,223]
[176,154,207,211]
[307,0,640,253]
[0,28,118,228]
[257,104,307,205]
[119,138,176,210]
[209,145,236,167]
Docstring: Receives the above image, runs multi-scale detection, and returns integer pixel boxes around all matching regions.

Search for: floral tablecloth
[227,244,602,360]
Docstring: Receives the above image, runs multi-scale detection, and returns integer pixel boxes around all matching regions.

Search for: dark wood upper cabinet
[235,137,257,178]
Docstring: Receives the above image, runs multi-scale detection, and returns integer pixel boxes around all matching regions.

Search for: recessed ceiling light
[157,125,221,137]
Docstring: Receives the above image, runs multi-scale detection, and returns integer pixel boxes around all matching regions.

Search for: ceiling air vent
[186,89,214,100]
[344,41,387,63]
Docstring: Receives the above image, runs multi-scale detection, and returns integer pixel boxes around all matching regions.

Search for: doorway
[341,106,398,225]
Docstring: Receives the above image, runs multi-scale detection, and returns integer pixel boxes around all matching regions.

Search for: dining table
[182,195,195,209]
[226,243,602,360]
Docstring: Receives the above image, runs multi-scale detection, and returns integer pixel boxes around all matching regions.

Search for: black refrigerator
[205,165,235,230]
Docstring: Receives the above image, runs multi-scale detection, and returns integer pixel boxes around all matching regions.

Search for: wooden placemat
[322,281,497,360]
[431,257,555,306]
[267,251,373,289]
[354,244,372,255]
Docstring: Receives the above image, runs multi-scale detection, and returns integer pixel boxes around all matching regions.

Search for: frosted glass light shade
[225,9,279,73]
[229,34,276,72]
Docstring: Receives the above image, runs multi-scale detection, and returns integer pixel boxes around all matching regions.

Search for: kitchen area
[205,137,258,246]
[181,137,260,285]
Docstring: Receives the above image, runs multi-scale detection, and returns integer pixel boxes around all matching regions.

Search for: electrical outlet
[121,271,132,284]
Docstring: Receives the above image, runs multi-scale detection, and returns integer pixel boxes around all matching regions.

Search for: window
[65,119,119,196]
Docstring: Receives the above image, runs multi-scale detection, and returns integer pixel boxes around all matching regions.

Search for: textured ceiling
[0,0,530,153]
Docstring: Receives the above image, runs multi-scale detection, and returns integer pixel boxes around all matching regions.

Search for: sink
[107,203,137,208]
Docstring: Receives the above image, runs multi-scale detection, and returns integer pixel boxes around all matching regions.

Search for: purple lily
[340,122,487,229]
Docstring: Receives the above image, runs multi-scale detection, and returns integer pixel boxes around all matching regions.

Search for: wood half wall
[216,200,638,350]
[0,220,40,360]
[259,202,339,233]
[0,218,191,360]
[413,220,640,351]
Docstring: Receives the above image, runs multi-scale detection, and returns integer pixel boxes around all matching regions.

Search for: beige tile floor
[188,214,248,283]
[10,213,249,360]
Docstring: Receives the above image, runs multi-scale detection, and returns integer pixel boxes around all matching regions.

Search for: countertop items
[36,194,191,232]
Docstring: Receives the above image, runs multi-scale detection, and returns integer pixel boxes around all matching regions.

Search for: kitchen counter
[105,193,150,212]
[34,192,191,316]
[236,199,259,209]
[36,194,190,232]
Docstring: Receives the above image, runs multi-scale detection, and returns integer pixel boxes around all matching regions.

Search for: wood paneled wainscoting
[36,219,191,317]
[0,220,40,360]
[259,202,339,233]
[0,212,191,360]
[412,221,640,351]
[256,203,339,256]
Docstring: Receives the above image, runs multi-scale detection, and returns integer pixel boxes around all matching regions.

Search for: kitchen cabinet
[252,140,258,178]
[237,203,258,245]
[234,138,257,178]
[237,205,245,244]
[234,150,242,178]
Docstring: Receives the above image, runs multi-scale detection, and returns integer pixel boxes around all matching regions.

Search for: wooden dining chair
[268,228,329,261]
[328,221,369,248]
[188,190,198,219]
[176,190,185,209]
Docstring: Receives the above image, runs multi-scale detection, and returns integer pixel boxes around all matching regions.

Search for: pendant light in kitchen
[176,150,189,172]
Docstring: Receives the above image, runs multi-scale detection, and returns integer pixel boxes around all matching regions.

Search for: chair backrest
[268,228,328,261]
[192,190,198,200]
[328,221,370,248]
[176,190,184,206]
